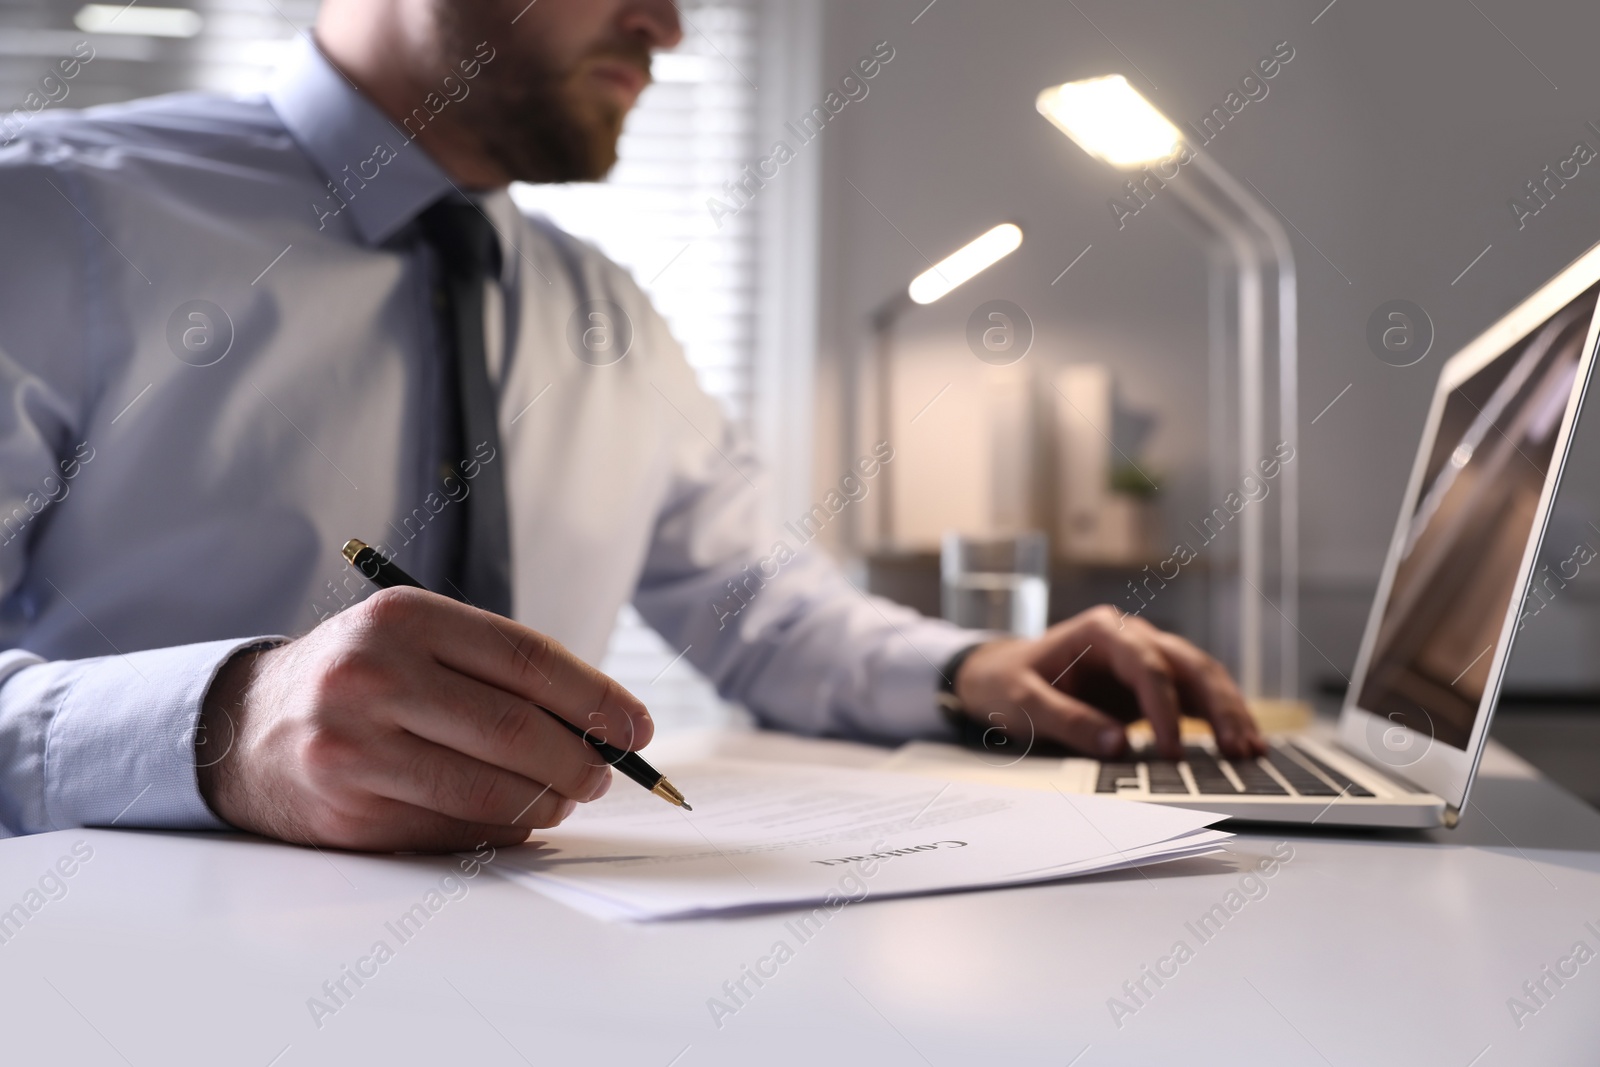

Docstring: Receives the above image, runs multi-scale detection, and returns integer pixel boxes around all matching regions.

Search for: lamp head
[907,222,1023,306]
[75,3,203,36]
[1036,75,1183,169]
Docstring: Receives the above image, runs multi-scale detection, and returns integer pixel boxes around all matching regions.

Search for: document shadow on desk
[511,845,656,866]
[606,856,1245,922]
[492,842,1239,921]
[1048,852,1238,888]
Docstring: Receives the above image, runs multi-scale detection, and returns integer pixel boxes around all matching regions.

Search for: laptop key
[1228,760,1290,796]
[1264,747,1339,796]
[1288,744,1376,797]
[1182,747,1240,794]
[1096,763,1138,793]
[1144,761,1192,795]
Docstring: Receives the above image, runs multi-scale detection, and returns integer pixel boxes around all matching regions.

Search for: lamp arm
[871,290,915,334]
[1188,152,1300,700]
[1164,175,1269,700]
[843,291,915,555]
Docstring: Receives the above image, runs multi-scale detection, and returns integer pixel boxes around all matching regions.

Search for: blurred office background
[4,0,1598,802]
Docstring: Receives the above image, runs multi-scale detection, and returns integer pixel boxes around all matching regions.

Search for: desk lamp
[1036,74,1300,706]
[851,223,1024,551]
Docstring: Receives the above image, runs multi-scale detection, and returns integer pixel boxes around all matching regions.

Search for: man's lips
[588,59,650,98]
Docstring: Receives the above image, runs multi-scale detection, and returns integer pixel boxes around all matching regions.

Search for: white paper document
[488,761,1230,920]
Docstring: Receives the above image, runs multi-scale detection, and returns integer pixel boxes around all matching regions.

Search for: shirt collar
[268,39,459,246]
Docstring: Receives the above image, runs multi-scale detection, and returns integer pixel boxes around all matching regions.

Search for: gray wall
[810,0,1600,692]
[0,1,313,105]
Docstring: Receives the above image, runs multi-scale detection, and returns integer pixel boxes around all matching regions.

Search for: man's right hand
[196,587,652,852]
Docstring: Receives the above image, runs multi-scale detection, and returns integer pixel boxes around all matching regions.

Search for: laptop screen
[1356,286,1598,749]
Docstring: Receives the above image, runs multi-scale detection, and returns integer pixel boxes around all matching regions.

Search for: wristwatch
[936,641,985,721]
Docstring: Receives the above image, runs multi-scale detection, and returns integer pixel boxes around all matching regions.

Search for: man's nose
[620,0,683,51]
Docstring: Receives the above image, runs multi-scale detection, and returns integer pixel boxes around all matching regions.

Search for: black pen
[341,538,691,810]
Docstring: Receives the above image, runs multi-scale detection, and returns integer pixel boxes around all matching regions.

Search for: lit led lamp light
[1035,75,1182,169]
[908,223,1024,305]
[74,5,203,38]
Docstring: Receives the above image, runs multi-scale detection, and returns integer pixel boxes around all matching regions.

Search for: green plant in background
[1110,462,1160,498]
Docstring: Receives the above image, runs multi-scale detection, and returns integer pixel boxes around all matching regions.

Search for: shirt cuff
[36,636,286,832]
[864,621,997,741]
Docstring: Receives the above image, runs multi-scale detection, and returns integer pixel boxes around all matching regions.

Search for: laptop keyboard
[1095,742,1375,798]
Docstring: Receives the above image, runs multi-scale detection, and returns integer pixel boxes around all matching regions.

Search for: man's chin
[557,115,624,182]
[476,91,625,183]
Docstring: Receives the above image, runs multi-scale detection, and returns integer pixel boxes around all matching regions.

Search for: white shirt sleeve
[0,154,284,838]
[631,348,980,742]
[0,637,284,838]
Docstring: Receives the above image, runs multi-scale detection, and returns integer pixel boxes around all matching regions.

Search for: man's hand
[197,587,651,852]
[951,607,1264,761]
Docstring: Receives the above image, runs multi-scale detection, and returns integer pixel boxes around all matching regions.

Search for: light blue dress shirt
[0,44,977,839]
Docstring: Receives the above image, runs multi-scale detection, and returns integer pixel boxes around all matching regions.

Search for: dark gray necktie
[418,199,512,616]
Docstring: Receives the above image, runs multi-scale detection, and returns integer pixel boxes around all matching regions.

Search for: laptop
[895,243,1600,828]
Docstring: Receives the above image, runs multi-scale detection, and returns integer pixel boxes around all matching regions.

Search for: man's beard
[434,7,650,183]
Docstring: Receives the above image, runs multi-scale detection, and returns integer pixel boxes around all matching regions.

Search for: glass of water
[940,531,1050,638]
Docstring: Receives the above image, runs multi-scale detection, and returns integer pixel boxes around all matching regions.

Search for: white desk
[2,731,1599,1066]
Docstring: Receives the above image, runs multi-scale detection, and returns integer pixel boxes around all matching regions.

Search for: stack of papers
[487,761,1230,920]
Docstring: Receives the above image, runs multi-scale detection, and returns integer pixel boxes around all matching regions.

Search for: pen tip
[342,538,367,565]
[651,779,689,809]
[681,802,693,811]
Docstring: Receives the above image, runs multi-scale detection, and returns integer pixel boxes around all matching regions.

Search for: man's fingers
[1016,675,1127,758]
[388,669,614,802]
[306,795,530,854]
[1149,631,1265,757]
[362,587,652,750]
[358,733,586,831]
[1086,612,1185,757]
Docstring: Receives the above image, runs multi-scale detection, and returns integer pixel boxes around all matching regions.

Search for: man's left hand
[951,606,1266,761]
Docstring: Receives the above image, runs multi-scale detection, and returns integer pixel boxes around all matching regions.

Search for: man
[0,0,1261,850]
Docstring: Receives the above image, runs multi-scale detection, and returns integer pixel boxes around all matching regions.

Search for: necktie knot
[418,199,501,282]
